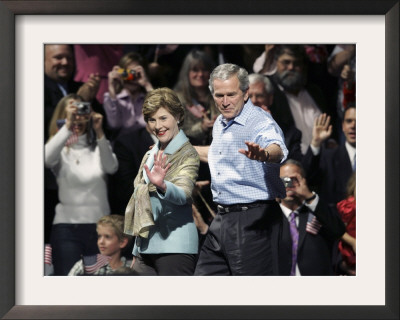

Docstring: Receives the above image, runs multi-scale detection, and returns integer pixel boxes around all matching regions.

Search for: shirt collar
[279,203,299,219]
[345,141,356,159]
[70,134,89,148]
[219,99,253,127]
[144,130,188,184]
[151,129,188,155]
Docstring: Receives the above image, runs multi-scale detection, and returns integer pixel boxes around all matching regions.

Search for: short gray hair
[209,63,249,94]
[248,73,274,95]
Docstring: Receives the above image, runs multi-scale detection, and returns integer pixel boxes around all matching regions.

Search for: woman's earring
[177,121,180,124]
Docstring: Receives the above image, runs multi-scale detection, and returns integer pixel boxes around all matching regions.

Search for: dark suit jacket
[271,200,345,276]
[107,127,154,215]
[267,79,329,133]
[302,144,353,206]
[280,123,303,162]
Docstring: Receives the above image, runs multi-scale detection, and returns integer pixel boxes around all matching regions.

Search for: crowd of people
[44,44,356,276]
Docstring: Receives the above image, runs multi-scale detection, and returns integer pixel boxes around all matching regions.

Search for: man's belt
[216,200,275,214]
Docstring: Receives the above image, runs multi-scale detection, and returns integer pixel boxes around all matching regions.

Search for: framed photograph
[1,0,398,319]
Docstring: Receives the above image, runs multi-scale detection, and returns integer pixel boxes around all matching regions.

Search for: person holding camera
[103,52,154,141]
[45,93,118,275]
[275,159,345,276]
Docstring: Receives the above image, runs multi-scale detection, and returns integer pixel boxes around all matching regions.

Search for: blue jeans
[50,223,99,276]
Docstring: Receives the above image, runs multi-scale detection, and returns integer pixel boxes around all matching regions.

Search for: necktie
[352,153,356,171]
[289,211,299,276]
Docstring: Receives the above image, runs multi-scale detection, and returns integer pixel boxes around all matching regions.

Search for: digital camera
[118,68,137,81]
[74,101,91,115]
[281,176,294,188]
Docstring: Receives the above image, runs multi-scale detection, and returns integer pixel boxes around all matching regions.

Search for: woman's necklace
[69,148,82,165]
[73,153,81,165]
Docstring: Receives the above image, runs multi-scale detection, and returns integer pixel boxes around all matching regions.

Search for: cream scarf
[124,141,199,238]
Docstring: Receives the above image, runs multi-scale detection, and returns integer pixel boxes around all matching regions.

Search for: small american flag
[44,244,52,265]
[83,254,111,274]
[306,213,322,235]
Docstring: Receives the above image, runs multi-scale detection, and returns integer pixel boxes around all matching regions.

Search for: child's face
[96,224,124,257]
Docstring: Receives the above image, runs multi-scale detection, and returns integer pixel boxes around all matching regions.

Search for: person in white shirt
[268,45,330,154]
[45,93,118,275]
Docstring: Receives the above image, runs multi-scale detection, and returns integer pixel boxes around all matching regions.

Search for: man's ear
[119,237,129,249]
[243,88,249,101]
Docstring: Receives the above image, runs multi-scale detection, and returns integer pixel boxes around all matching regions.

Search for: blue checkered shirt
[209,100,288,205]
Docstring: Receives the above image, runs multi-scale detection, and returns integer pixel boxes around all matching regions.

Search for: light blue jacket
[133,130,199,255]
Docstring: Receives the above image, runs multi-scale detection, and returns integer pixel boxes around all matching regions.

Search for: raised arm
[145,149,200,206]
[193,145,210,163]
[44,125,70,168]
[92,112,118,174]
[310,113,332,149]
[45,101,76,168]
[238,142,284,163]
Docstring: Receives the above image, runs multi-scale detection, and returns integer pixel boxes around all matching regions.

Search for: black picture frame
[0,0,398,319]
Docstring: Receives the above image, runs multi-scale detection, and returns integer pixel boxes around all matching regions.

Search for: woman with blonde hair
[124,88,200,275]
[45,93,118,275]
[174,50,218,146]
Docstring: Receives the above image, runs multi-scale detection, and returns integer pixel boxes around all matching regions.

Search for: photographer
[275,159,345,276]
[45,94,118,275]
[103,52,154,141]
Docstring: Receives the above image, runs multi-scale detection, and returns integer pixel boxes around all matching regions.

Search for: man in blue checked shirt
[194,63,288,275]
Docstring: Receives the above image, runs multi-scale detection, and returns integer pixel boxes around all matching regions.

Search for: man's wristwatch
[265,150,270,162]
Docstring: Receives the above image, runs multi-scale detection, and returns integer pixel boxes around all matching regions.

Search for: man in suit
[274,159,345,275]
[268,45,331,155]
[248,73,302,162]
[302,106,356,207]
[44,44,102,141]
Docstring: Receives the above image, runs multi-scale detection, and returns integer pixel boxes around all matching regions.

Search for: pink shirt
[73,45,124,104]
[103,89,147,130]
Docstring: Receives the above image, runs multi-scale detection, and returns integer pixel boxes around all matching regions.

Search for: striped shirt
[209,100,288,205]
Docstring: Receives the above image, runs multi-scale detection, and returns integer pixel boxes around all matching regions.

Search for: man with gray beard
[268,45,330,155]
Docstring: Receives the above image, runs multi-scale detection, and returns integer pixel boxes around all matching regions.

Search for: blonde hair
[97,214,129,242]
[47,93,97,150]
[142,88,185,126]
[118,51,146,69]
[48,93,81,140]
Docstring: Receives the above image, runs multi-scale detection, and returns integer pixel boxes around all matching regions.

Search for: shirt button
[219,152,222,155]
[217,172,220,175]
